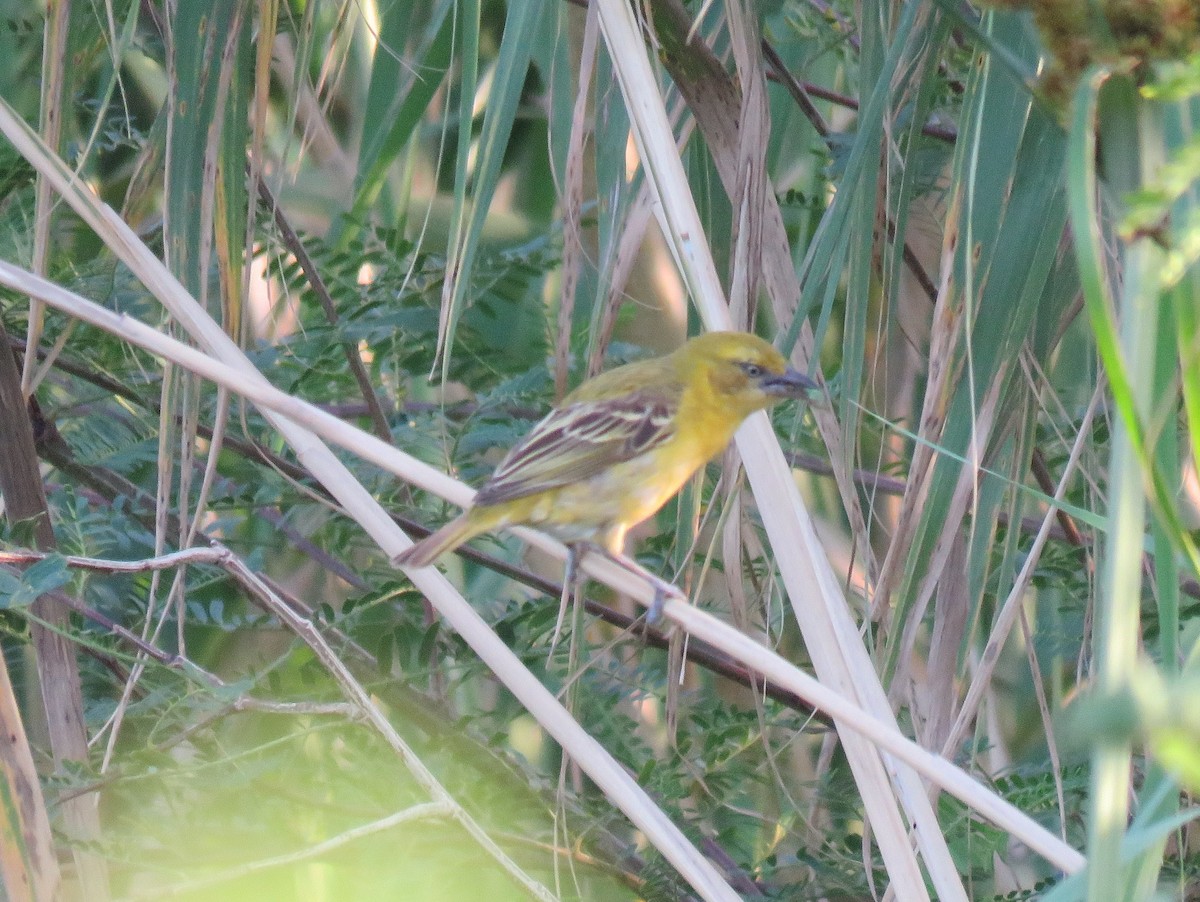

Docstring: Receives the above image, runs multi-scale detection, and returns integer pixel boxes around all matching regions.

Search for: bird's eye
[740,362,764,378]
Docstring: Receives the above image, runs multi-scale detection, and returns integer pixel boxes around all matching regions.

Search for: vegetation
[0,0,1198,899]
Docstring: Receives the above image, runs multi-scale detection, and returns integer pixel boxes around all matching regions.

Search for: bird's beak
[760,367,818,398]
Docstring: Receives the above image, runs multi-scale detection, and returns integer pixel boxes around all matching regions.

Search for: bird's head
[677,331,818,418]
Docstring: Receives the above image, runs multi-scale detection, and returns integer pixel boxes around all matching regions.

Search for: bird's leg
[549,544,582,654]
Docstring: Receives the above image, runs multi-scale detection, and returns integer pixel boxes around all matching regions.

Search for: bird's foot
[568,542,686,628]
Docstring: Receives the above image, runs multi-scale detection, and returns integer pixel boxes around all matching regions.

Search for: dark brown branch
[253,176,394,442]
[0,322,107,895]
[758,39,942,305]
[1029,448,1086,547]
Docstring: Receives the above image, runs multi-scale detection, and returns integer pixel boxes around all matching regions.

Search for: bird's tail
[394,514,480,568]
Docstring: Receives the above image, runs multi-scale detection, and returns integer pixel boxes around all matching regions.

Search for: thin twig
[254,176,393,442]
[760,39,942,305]
[149,802,454,898]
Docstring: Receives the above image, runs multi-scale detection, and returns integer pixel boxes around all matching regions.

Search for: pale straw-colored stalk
[592,0,972,897]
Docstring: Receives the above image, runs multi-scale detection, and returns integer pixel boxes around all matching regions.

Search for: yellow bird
[395,331,816,620]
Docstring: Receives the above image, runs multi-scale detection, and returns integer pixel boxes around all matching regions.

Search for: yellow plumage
[395,331,815,617]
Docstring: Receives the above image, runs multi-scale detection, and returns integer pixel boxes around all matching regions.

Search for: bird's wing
[474,391,677,505]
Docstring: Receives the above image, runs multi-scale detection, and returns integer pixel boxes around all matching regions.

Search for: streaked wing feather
[474,393,676,505]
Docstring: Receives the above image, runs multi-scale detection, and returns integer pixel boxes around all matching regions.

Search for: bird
[395,331,817,622]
